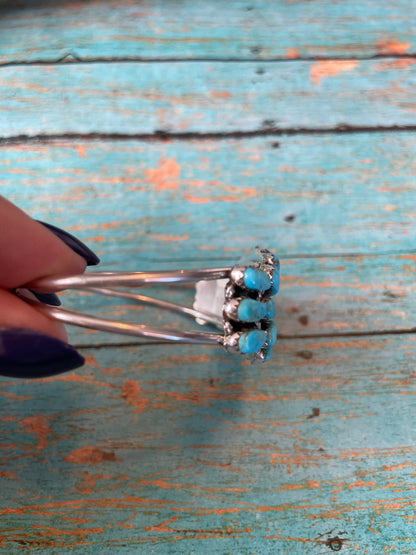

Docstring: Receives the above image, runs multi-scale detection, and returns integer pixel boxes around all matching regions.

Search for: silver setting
[222,332,241,355]
[223,298,241,321]
[229,266,245,288]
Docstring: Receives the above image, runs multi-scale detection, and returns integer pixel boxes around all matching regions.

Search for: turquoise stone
[237,298,267,322]
[263,343,274,361]
[265,299,276,319]
[243,267,271,291]
[270,268,280,295]
[238,329,267,354]
[267,321,277,346]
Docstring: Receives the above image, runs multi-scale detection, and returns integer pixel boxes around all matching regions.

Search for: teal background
[0,1,415,553]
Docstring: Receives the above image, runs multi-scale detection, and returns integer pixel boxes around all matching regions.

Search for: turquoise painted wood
[0,0,415,62]
[0,336,415,552]
[1,0,416,552]
[1,134,415,259]
[1,60,416,137]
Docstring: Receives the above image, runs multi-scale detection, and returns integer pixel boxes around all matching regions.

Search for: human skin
[0,195,87,341]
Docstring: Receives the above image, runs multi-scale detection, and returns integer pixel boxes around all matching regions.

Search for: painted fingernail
[0,328,85,379]
[29,291,61,306]
[38,221,100,266]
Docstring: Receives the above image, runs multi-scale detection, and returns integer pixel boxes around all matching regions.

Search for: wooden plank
[1,59,416,137]
[0,0,415,63]
[2,134,415,345]
[0,335,415,552]
[2,134,416,259]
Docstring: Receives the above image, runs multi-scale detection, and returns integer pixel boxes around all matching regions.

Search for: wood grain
[1,1,415,551]
[2,134,415,345]
[2,134,415,258]
[0,0,415,63]
[1,59,416,137]
[0,336,415,552]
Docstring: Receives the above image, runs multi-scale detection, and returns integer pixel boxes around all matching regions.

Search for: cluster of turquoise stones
[223,248,279,362]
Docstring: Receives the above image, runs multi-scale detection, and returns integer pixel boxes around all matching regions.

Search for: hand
[0,196,100,379]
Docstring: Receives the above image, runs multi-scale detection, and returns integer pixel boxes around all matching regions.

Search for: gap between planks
[1,53,416,67]
[75,328,416,351]
[3,125,416,146]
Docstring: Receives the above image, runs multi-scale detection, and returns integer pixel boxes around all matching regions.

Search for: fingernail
[29,291,61,306]
[0,328,85,379]
[38,221,100,266]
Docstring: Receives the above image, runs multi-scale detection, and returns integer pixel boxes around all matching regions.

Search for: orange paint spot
[62,517,91,523]
[0,391,31,401]
[53,373,115,388]
[78,472,97,494]
[0,471,18,481]
[148,233,189,242]
[83,355,99,368]
[183,194,211,204]
[145,516,178,532]
[142,478,249,494]
[183,179,206,187]
[100,221,121,229]
[384,205,397,212]
[89,235,105,242]
[286,47,300,59]
[224,186,256,199]
[310,60,359,85]
[76,145,86,158]
[0,496,171,517]
[210,91,231,99]
[195,458,238,470]
[30,524,104,537]
[376,39,410,55]
[65,446,122,464]
[398,254,416,261]
[121,379,148,414]
[375,59,416,71]
[20,415,52,451]
[215,195,239,202]
[277,166,299,172]
[348,480,375,489]
[383,462,414,471]
[198,245,217,251]
[144,157,181,192]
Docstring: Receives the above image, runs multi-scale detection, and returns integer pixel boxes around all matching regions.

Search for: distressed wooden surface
[1,60,416,137]
[0,0,415,63]
[2,134,416,345]
[1,336,416,553]
[1,0,416,553]
[2,134,416,258]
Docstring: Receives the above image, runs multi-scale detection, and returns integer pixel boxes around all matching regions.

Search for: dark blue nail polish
[38,221,100,266]
[29,291,61,306]
[0,328,85,379]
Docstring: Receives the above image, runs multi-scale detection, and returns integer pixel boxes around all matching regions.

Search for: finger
[0,289,68,341]
[0,196,87,290]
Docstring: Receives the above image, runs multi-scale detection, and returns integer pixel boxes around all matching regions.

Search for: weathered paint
[0,336,415,552]
[1,60,416,136]
[0,0,415,62]
[1,0,416,552]
[1,134,415,346]
[2,133,416,259]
